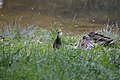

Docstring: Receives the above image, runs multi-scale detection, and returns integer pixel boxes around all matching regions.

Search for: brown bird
[74,36,95,50]
[88,32,114,45]
[53,32,62,49]
[79,36,95,50]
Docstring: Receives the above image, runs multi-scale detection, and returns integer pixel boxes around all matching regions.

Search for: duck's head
[58,31,62,35]
[83,36,90,40]
[88,32,96,37]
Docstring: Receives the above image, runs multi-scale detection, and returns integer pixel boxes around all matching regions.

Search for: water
[0,0,119,34]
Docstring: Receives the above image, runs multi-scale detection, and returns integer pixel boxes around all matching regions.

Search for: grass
[0,22,120,80]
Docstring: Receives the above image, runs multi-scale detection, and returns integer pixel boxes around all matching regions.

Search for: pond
[0,0,119,34]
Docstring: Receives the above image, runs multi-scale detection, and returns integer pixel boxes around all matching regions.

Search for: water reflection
[0,0,120,34]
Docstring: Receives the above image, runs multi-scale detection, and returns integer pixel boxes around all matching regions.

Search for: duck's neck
[56,35,61,43]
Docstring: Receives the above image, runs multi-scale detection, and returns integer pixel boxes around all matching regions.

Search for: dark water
[0,0,120,34]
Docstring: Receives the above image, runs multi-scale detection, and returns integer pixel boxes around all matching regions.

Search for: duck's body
[88,32,109,40]
[53,32,62,49]
[80,36,95,50]
[74,36,95,50]
[88,32,114,45]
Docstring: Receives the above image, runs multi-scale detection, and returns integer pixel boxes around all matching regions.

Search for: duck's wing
[95,33,111,39]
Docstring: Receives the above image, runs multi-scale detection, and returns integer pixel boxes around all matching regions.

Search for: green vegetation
[0,23,120,80]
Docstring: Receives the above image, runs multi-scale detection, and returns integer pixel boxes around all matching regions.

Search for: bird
[88,31,115,45]
[53,31,62,49]
[79,36,95,50]
[74,36,95,50]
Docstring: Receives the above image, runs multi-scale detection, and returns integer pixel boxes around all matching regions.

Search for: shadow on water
[0,0,120,34]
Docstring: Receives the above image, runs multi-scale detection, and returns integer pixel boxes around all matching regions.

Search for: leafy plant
[0,22,120,80]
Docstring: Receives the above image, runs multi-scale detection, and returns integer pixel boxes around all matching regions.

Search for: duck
[53,31,62,49]
[88,31,115,45]
[79,36,95,50]
[74,36,95,50]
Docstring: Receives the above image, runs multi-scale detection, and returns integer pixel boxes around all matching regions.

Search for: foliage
[0,25,120,80]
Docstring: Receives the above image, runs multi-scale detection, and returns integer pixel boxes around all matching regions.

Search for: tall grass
[0,21,120,80]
